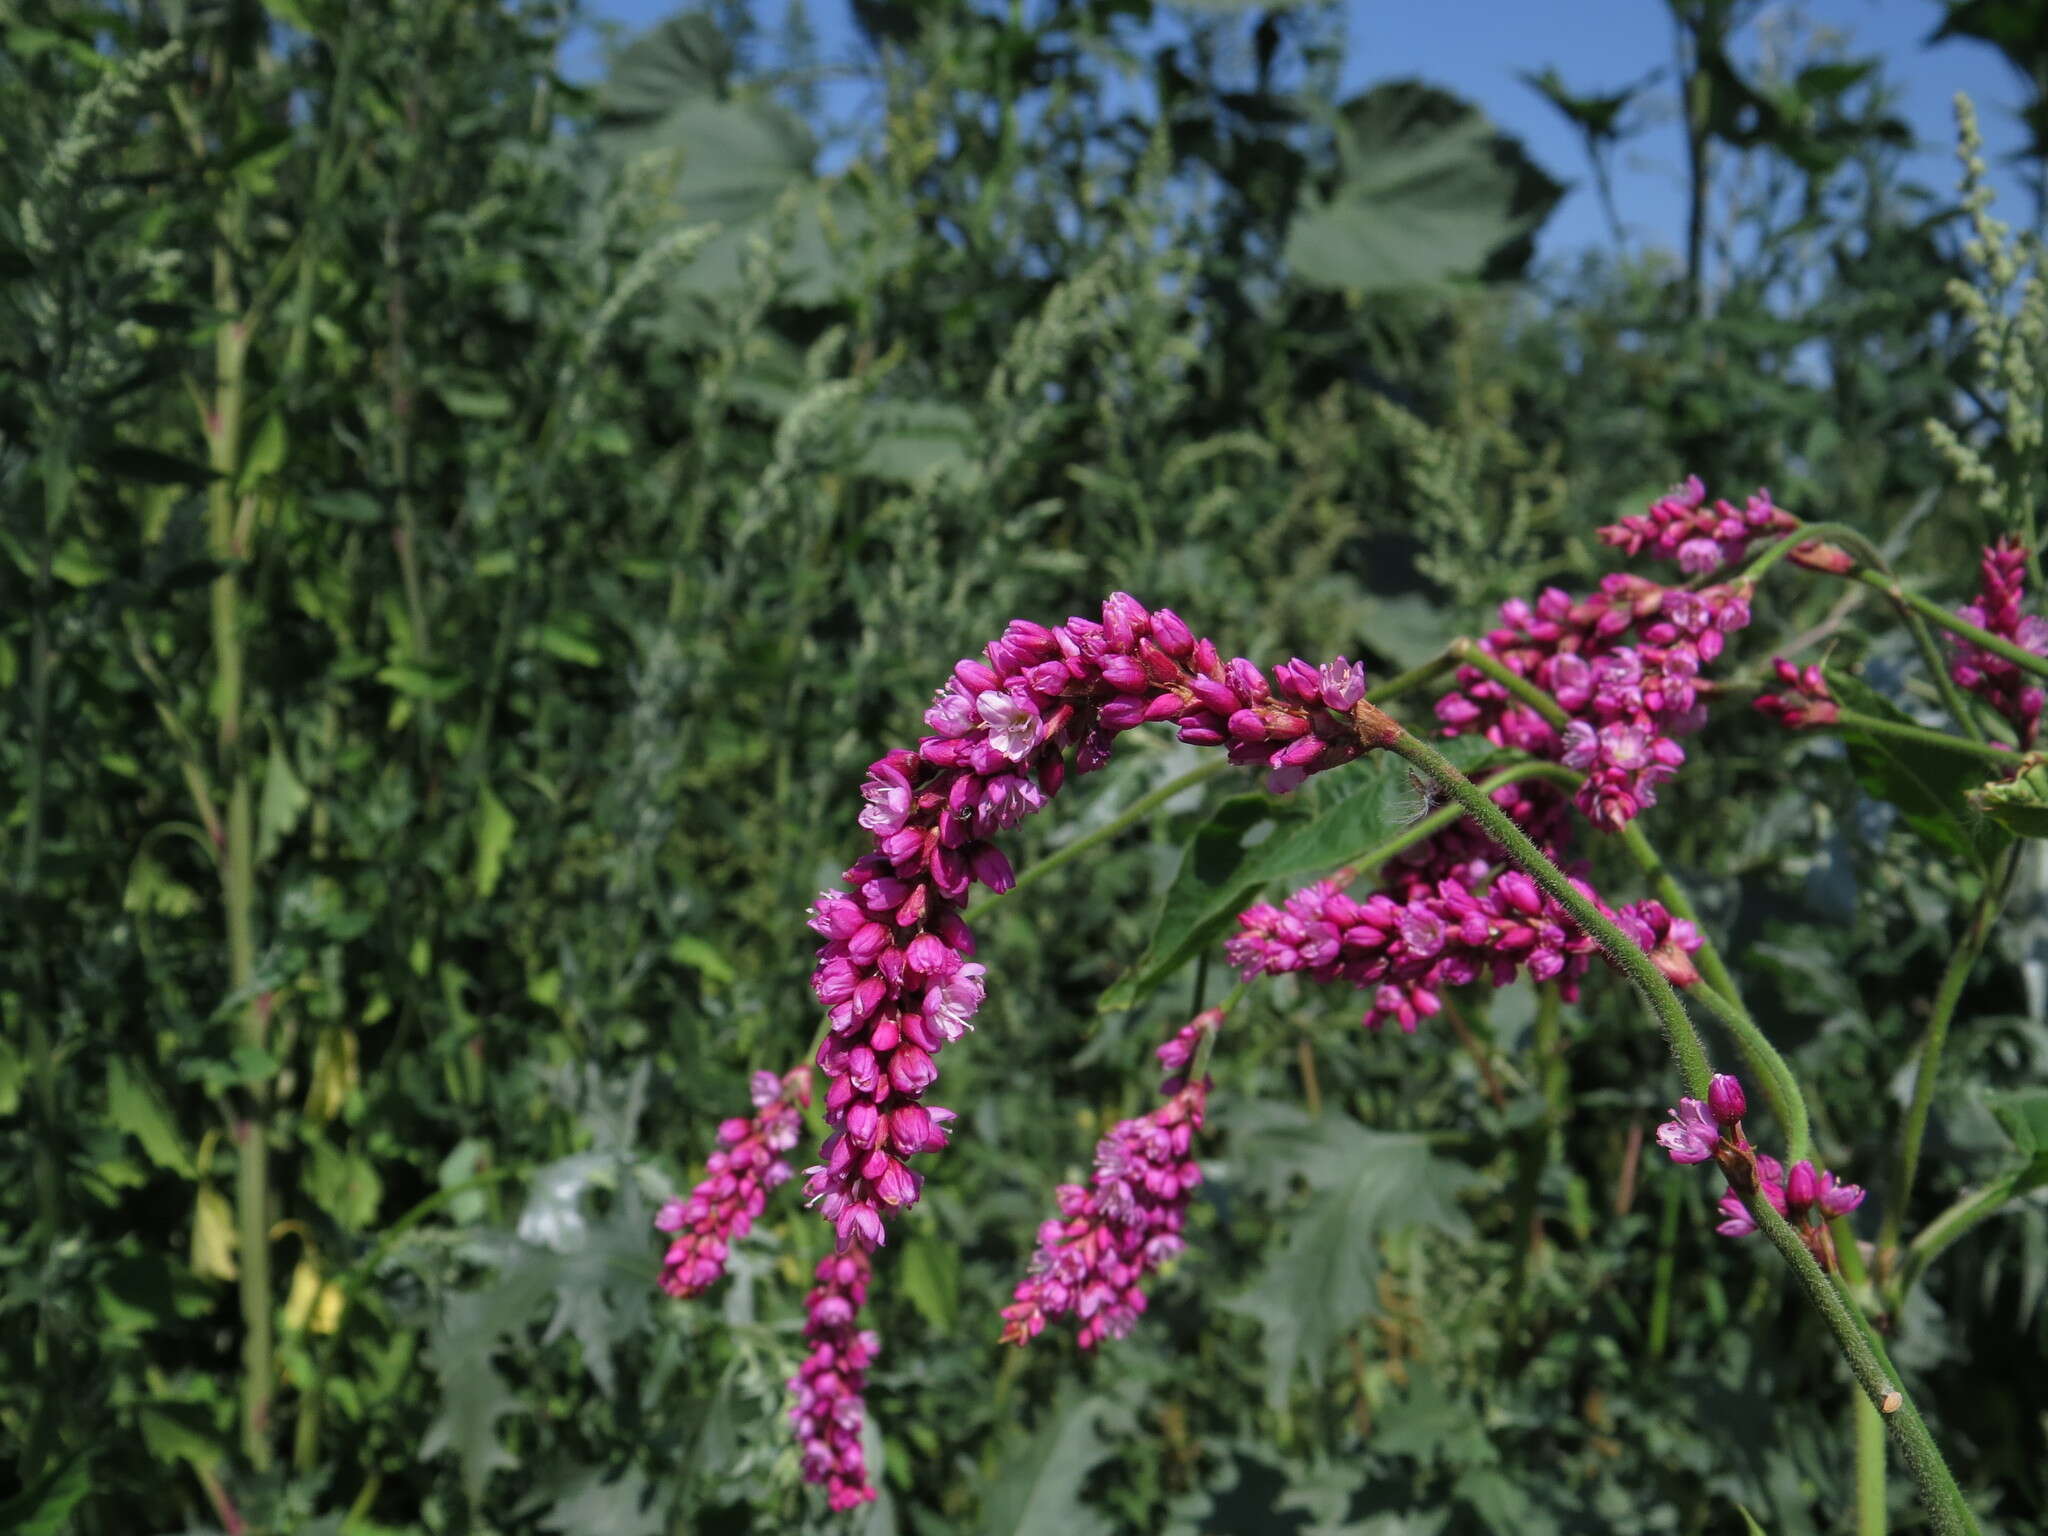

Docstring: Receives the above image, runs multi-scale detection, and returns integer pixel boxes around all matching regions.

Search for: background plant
[3,0,2047,1532]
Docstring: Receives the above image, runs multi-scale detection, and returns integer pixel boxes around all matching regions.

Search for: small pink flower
[1655,1097,1721,1164]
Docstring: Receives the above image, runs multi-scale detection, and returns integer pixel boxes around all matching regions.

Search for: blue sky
[572,1,2036,261]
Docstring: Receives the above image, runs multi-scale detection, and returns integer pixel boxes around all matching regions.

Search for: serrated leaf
[138,1401,230,1472]
[979,1391,1117,1536]
[1827,667,2010,872]
[422,1310,526,1503]
[1101,742,1493,1011]
[106,1056,194,1178]
[1222,1104,1473,1407]
[0,1449,90,1535]
[535,1467,665,1536]
[258,737,310,862]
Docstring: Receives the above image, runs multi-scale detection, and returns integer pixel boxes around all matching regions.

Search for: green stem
[1361,651,1459,708]
[1613,822,1812,1163]
[1857,1389,1889,1536]
[1450,639,1571,730]
[1746,1197,1978,1536]
[1685,981,1812,1165]
[1878,859,2013,1270]
[1830,709,2020,767]
[1735,521,2004,734]
[1372,718,1711,1095]
[965,759,1227,919]
[206,165,271,1470]
[1370,709,1976,1533]
[1848,569,2048,683]
[1895,1172,2028,1300]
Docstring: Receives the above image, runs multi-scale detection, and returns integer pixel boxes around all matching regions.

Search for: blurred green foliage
[3,0,2048,1532]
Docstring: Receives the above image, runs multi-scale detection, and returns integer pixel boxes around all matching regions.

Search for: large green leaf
[1825,667,2011,873]
[978,1390,1118,1536]
[1222,1103,1474,1407]
[1099,739,1493,1012]
[1284,81,1562,293]
[597,11,732,124]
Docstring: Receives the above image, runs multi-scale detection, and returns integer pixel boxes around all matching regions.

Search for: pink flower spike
[1655,1098,1721,1164]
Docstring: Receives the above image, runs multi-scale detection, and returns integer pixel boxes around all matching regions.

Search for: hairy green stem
[1686,980,1812,1165]
[1857,1390,1889,1536]
[1613,822,1811,1159]
[1450,639,1571,730]
[1830,710,2020,767]
[1746,1197,1977,1535]
[1878,859,2013,1269]
[1370,710,1977,1532]
[966,759,1228,919]
[1369,716,1711,1096]
[1849,569,2048,683]
[1735,521,2001,734]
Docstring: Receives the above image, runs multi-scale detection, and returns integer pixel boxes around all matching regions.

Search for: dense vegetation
[5,1,2048,1531]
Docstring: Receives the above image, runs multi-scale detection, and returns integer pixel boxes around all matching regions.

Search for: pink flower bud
[1706,1074,1746,1127]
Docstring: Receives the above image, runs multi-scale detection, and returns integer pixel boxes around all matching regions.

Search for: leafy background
[4,0,2048,1532]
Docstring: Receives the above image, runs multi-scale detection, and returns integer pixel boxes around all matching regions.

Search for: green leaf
[597,11,733,125]
[1826,668,2011,872]
[536,1467,665,1536]
[257,737,310,863]
[422,1309,526,1502]
[305,1136,384,1231]
[536,616,603,668]
[474,786,515,899]
[1222,1103,1473,1407]
[0,1449,90,1536]
[433,375,515,419]
[1989,1088,2048,1194]
[1285,81,1562,293]
[1970,757,2048,839]
[138,1401,230,1474]
[238,411,287,490]
[857,399,978,486]
[1100,743,1492,1012]
[897,1230,960,1332]
[667,933,735,986]
[1735,1504,1770,1536]
[377,662,468,702]
[978,1391,1117,1536]
[106,1056,195,1178]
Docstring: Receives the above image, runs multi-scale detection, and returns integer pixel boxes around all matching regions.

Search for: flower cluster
[789,1249,878,1512]
[806,597,1369,1258]
[656,1068,810,1299]
[1433,575,1752,830]
[1598,476,1800,575]
[999,1013,1216,1350]
[1657,1074,1866,1269]
[1950,537,2047,747]
[1226,865,1701,1033]
[795,597,1374,1507]
[1754,657,1838,730]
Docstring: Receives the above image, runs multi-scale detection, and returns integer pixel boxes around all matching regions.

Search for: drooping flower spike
[656,1067,810,1299]
[1950,536,2047,747]
[1227,862,1701,1033]
[1598,476,1800,576]
[798,596,1376,1505]
[1000,1011,1218,1350]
